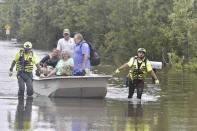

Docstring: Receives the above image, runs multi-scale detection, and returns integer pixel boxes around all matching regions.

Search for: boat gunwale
[33,75,112,81]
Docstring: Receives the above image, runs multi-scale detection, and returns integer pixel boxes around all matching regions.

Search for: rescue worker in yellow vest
[115,48,159,99]
[9,42,41,97]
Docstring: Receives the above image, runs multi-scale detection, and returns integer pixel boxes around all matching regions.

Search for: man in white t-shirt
[57,29,75,56]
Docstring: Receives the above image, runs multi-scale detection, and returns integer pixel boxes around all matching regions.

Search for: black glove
[35,69,41,77]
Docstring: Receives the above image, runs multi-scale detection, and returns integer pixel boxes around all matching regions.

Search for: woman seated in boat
[43,50,74,77]
[39,48,60,76]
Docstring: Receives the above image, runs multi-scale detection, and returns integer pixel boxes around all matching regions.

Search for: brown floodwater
[0,41,197,131]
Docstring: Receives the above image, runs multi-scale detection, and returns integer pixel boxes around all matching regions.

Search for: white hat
[63,29,70,34]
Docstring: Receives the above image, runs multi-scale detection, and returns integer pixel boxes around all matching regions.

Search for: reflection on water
[126,101,144,131]
[32,97,157,131]
[1,41,197,131]
[14,97,33,130]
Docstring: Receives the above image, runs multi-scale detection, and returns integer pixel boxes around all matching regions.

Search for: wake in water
[106,83,160,102]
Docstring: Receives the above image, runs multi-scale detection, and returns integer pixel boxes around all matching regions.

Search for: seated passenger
[39,48,60,76]
[45,51,74,77]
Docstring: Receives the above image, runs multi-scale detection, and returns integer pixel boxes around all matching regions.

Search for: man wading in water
[115,48,159,99]
[9,42,41,97]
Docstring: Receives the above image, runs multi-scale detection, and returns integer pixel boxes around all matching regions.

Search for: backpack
[81,42,100,66]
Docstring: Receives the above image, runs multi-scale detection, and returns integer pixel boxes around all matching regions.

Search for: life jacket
[129,57,147,80]
[16,49,34,72]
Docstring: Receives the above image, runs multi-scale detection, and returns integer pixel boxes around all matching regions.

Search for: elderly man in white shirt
[57,29,75,56]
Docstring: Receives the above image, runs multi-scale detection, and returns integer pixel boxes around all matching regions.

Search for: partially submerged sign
[5,24,11,35]
[11,38,17,44]
[150,61,162,69]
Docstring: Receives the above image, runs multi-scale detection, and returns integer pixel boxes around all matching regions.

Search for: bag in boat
[81,42,100,66]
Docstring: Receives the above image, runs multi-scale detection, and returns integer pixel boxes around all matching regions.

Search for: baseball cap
[63,29,70,34]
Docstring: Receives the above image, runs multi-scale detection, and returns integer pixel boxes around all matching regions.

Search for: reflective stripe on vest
[16,50,34,72]
[129,58,147,80]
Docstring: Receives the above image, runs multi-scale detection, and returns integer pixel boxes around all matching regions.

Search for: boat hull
[33,75,111,98]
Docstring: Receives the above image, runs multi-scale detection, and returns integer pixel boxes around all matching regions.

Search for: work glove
[155,79,159,84]
[9,71,13,77]
[115,69,120,74]
[35,69,41,77]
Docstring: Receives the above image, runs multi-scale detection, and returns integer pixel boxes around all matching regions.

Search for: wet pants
[17,72,33,96]
[128,79,144,99]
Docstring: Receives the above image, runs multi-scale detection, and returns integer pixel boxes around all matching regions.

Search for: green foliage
[0,0,196,66]
[170,53,197,72]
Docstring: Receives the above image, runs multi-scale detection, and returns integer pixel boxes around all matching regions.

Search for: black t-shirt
[39,55,59,68]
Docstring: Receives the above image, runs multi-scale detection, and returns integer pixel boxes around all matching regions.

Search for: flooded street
[0,41,197,131]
